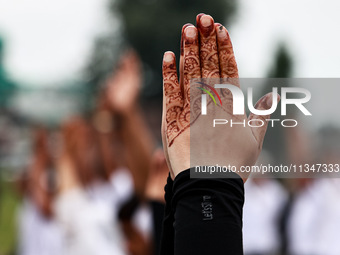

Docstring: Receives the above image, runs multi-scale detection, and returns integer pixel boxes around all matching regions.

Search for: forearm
[120,106,154,195]
[160,169,245,255]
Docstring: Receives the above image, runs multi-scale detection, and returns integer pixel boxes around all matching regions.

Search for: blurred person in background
[286,178,318,255]
[287,128,340,255]
[17,127,63,255]
[144,148,169,255]
[243,152,288,255]
[100,50,171,255]
[55,50,155,255]
[96,50,156,255]
[99,50,154,200]
[117,148,168,255]
[55,116,128,255]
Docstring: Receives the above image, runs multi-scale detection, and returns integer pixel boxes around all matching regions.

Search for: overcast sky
[0,0,111,86]
[231,0,340,79]
[0,0,339,86]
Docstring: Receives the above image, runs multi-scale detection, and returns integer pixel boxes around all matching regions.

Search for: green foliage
[268,44,293,78]
[0,177,19,255]
[0,37,17,109]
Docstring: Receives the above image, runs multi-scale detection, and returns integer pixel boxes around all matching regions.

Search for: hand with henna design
[162,14,279,181]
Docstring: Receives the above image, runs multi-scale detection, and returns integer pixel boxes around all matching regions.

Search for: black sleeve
[149,201,165,255]
[159,174,175,255]
[160,169,245,255]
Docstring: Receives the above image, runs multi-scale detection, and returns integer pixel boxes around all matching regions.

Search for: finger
[196,13,205,24]
[215,24,239,79]
[196,14,220,78]
[248,93,281,146]
[162,51,183,146]
[182,25,200,104]
[121,49,142,93]
[179,23,193,90]
[153,148,165,170]
[125,49,141,74]
[117,50,133,71]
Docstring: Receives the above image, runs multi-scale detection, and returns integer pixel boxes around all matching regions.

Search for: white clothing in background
[54,168,152,255]
[243,179,288,254]
[18,199,64,255]
[288,179,340,255]
[55,185,127,255]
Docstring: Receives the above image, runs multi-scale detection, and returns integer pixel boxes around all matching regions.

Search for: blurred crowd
[7,50,340,255]
[243,126,340,255]
[11,51,169,255]
[0,0,339,254]
[0,39,340,255]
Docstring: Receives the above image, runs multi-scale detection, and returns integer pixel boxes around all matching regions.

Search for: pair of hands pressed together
[162,14,278,181]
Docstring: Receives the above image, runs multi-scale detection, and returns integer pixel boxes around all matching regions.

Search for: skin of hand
[105,49,154,196]
[121,110,154,197]
[145,148,169,203]
[107,50,142,114]
[162,14,279,181]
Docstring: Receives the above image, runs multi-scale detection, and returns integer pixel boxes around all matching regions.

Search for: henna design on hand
[163,57,183,146]
[197,15,220,78]
[215,24,239,79]
[182,26,201,126]
[162,15,240,147]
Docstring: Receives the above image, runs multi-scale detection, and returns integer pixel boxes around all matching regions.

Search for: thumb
[161,84,174,179]
[248,92,281,146]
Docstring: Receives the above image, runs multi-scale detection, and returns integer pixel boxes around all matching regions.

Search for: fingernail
[181,23,191,33]
[185,26,197,38]
[196,13,205,25]
[164,52,174,63]
[200,15,213,27]
[181,24,193,55]
[217,26,228,38]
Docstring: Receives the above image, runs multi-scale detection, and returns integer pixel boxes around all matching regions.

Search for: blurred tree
[267,44,293,78]
[87,0,237,98]
[0,37,17,110]
[261,44,294,162]
[86,34,123,98]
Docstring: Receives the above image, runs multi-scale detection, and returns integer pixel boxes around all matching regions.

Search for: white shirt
[288,179,340,255]
[243,178,288,254]
[55,168,133,255]
[18,199,64,255]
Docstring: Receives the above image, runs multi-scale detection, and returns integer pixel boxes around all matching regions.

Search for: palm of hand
[162,14,277,181]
